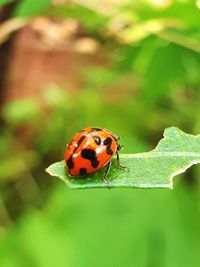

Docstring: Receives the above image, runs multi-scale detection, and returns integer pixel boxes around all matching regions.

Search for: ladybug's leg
[102,161,111,186]
[116,151,126,169]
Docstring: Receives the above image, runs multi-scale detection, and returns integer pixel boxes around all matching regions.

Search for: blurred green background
[0,0,200,266]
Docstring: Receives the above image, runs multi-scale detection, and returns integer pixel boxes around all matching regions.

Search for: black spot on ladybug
[104,137,113,155]
[103,137,112,145]
[93,136,101,145]
[74,135,86,152]
[79,168,87,176]
[81,149,99,168]
[66,156,74,169]
[90,127,102,132]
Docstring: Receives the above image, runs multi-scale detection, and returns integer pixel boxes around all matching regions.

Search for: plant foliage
[46,127,200,189]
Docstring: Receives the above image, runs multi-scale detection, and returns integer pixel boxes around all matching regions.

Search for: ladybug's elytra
[64,127,124,184]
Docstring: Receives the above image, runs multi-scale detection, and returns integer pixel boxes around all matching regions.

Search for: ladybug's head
[117,143,123,151]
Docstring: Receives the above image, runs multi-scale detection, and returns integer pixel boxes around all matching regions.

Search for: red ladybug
[64,127,123,183]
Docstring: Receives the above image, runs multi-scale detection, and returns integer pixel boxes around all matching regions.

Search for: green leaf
[46,127,200,189]
[143,43,186,102]
[14,0,51,17]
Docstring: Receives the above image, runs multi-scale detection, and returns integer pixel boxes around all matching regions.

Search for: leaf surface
[46,127,200,189]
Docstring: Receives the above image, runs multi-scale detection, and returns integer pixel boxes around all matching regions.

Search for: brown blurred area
[1,16,106,102]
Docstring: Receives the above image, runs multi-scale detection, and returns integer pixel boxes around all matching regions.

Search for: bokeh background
[1,0,200,266]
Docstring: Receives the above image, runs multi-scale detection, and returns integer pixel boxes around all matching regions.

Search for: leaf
[14,0,51,17]
[46,127,200,189]
[142,43,186,103]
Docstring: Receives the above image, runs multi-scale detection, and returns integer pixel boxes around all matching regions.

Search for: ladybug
[64,127,124,184]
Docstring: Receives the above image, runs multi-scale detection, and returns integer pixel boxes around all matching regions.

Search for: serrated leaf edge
[169,160,200,189]
[45,165,70,186]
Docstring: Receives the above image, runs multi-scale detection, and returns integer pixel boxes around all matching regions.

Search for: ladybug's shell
[64,127,118,176]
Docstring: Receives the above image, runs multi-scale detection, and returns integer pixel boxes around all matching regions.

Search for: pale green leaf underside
[46,127,200,189]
